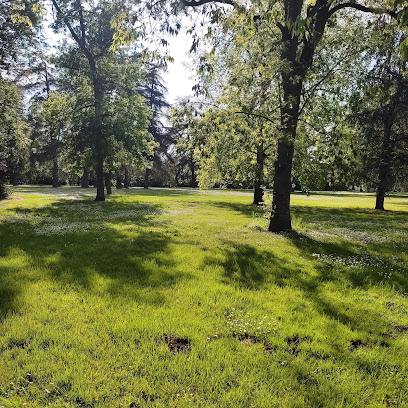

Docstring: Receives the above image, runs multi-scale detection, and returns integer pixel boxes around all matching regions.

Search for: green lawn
[1,186,408,408]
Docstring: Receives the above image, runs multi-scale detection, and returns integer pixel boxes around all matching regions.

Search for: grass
[1,186,408,407]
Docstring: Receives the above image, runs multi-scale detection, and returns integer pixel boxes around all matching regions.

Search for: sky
[163,32,197,104]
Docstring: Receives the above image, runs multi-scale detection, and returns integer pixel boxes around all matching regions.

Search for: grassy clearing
[1,186,408,408]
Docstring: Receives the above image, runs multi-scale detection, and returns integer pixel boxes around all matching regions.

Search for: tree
[351,25,408,210]
[138,61,175,189]
[50,0,153,200]
[30,91,72,187]
[0,78,30,198]
[183,0,401,232]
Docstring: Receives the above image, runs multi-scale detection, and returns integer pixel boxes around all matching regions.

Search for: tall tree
[351,26,408,210]
[138,62,175,189]
[50,0,152,200]
[183,0,401,232]
[0,79,30,198]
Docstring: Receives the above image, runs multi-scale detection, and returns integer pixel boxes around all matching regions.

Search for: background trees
[0,79,30,197]
[351,25,408,210]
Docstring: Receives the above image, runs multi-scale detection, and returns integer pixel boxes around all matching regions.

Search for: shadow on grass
[203,201,408,332]
[0,197,190,317]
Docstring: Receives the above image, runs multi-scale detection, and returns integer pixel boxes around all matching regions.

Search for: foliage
[0,78,30,197]
[0,0,42,71]
[350,23,408,206]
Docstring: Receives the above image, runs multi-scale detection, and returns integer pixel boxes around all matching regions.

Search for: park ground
[1,186,408,407]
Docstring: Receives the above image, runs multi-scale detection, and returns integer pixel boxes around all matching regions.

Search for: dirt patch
[164,335,191,354]
[395,325,408,332]
[385,302,396,308]
[349,339,367,350]
[264,344,277,354]
[285,335,311,356]
[382,332,396,339]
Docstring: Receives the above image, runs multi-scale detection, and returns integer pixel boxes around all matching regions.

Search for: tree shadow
[0,197,190,318]
[211,201,266,218]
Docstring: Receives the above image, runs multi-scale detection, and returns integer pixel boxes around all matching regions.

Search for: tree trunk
[95,158,105,201]
[105,171,112,195]
[267,1,330,232]
[253,142,265,205]
[116,172,123,189]
[190,159,196,188]
[81,168,89,188]
[375,125,392,211]
[269,141,295,232]
[12,174,19,186]
[144,168,150,189]
[124,166,129,188]
[52,156,59,188]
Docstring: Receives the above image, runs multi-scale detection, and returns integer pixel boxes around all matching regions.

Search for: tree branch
[328,2,397,19]
[183,0,234,7]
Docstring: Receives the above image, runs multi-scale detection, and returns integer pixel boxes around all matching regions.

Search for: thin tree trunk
[52,156,59,188]
[95,158,105,201]
[144,168,150,189]
[190,158,196,188]
[375,125,392,210]
[124,166,129,188]
[253,142,265,205]
[81,168,89,188]
[105,170,112,195]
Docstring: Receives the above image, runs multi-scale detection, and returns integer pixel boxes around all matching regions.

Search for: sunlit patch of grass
[1,186,408,407]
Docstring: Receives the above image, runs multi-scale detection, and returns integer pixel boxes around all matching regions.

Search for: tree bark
[105,170,112,195]
[269,141,295,231]
[81,168,89,188]
[124,166,130,188]
[144,168,150,189]
[52,156,59,188]
[95,158,105,201]
[116,172,123,189]
[190,158,196,188]
[253,142,265,205]
[375,125,392,210]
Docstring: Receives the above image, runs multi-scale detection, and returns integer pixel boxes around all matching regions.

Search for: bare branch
[328,2,397,19]
[183,0,234,7]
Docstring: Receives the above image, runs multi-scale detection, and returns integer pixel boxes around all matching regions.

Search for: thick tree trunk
[124,166,130,188]
[81,168,89,188]
[52,156,59,188]
[375,189,386,211]
[269,141,295,231]
[105,171,112,195]
[12,174,19,186]
[95,158,105,201]
[253,143,265,205]
[116,172,123,189]
[144,168,150,189]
